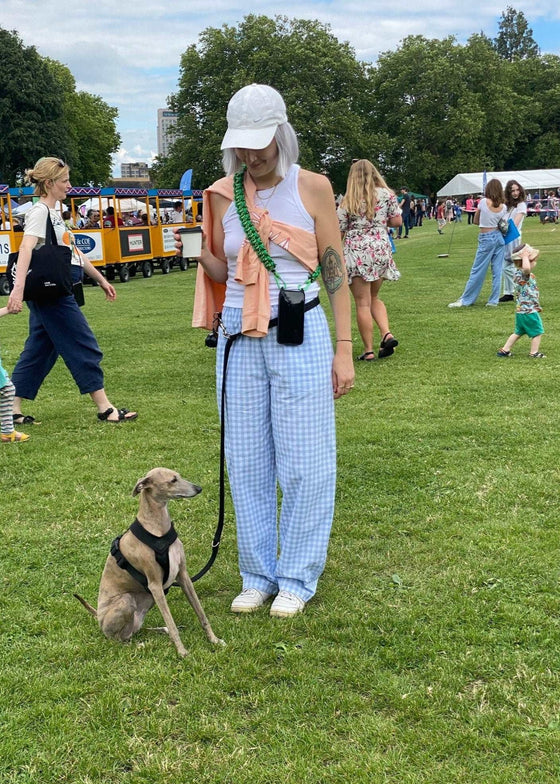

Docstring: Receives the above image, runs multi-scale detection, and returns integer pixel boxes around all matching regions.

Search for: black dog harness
[110,518,178,595]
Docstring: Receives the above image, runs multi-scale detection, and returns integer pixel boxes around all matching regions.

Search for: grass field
[1,217,560,783]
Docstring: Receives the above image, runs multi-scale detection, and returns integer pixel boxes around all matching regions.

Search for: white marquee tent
[437,169,560,197]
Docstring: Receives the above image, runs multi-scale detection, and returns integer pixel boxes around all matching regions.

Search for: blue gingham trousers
[217,305,336,602]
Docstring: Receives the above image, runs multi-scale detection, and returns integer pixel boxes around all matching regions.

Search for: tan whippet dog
[75,467,225,657]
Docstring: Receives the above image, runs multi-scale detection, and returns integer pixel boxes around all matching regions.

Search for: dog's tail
[73,593,98,617]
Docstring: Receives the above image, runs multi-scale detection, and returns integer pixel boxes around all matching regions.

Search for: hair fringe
[221,122,299,178]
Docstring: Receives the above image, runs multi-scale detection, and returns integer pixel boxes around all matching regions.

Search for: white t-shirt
[478,198,507,228]
[24,203,82,266]
[505,201,527,258]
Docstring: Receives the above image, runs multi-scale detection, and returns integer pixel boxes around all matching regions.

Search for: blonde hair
[24,157,69,197]
[340,159,391,220]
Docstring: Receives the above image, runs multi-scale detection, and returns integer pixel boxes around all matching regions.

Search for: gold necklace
[255,182,279,207]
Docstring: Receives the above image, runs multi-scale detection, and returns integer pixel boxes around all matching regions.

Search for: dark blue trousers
[12,272,104,400]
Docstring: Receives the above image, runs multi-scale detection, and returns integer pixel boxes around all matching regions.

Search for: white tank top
[222,164,319,311]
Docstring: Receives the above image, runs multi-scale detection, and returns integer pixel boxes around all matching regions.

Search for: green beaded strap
[233,166,321,290]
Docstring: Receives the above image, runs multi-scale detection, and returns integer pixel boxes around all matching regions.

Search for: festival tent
[77,197,149,214]
[437,169,560,197]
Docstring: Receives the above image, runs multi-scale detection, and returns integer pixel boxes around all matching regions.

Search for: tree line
[0,28,120,186]
[2,8,557,195]
[153,7,560,195]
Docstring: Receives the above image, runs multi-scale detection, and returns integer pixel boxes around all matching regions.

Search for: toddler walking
[496,244,545,359]
[0,307,30,442]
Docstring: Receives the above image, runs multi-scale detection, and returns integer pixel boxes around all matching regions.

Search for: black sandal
[13,414,40,425]
[378,333,399,358]
[97,407,138,423]
[357,351,376,361]
[380,333,399,350]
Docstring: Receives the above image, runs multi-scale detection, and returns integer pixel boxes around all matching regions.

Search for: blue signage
[74,234,96,254]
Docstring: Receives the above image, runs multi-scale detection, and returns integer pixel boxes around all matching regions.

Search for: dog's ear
[132,475,152,496]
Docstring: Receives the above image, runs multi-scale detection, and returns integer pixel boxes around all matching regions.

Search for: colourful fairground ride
[0,185,203,295]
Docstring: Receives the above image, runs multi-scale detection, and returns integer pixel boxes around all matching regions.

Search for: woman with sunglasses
[6,157,137,424]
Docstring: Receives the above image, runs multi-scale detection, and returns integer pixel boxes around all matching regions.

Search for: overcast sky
[3,1,559,184]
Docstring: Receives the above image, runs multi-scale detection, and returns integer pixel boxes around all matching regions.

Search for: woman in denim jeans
[448,179,506,308]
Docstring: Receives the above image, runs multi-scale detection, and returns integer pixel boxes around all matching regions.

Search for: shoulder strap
[233,168,278,276]
[41,204,58,247]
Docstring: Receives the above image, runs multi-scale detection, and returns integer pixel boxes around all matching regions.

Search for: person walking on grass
[337,159,402,361]
[497,244,545,359]
[436,200,446,234]
[0,307,29,443]
[448,178,506,309]
[6,157,137,425]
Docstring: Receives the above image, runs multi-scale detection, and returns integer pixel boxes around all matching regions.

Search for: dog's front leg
[148,583,188,657]
[176,565,225,647]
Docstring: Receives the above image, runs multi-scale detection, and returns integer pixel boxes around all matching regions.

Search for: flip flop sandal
[378,345,395,358]
[357,351,376,361]
[97,407,138,423]
[13,413,40,425]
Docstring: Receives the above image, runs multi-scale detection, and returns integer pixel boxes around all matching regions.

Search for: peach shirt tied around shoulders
[192,170,319,338]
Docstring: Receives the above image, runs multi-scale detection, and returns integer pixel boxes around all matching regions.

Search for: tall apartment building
[120,161,150,179]
[157,109,179,158]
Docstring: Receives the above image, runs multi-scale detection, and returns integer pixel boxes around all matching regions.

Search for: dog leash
[191,297,320,582]
[191,328,240,582]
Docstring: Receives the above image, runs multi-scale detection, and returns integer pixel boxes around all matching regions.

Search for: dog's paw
[214,638,226,647]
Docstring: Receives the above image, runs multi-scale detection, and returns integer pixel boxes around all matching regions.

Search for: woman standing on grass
[337,159,402,361]
[448,178,507,308]
[499,180,528,303]
[190,84,354,618]
[6,157,137,424]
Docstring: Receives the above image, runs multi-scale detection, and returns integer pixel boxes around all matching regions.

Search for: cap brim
[221,124,278,151]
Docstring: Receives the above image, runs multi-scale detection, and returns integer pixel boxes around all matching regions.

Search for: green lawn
[1,217,560,783]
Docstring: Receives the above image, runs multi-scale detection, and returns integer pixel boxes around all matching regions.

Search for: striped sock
[0,380,15,434]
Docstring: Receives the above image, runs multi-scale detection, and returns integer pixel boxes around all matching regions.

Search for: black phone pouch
[277,288,305,345]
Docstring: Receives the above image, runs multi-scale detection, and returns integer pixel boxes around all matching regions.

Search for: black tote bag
[7,207,73,303]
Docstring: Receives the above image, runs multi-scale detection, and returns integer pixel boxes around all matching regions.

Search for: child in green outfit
[496,244,545,359]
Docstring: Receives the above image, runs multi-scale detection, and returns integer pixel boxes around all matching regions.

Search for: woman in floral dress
[338,160,402,360]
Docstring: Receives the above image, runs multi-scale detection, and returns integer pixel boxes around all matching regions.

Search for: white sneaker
[230,588,274,613]
[270,590,306,618]
[448,299,465,308]
[485,302,498,307]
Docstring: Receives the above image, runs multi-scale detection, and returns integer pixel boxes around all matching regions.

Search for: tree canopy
[151,15,372,192]
[154,8,559,196]
[0,28,120,185]
[493,6,540,61]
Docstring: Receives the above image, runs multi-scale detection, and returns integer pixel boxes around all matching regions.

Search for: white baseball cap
[221,84,288,150]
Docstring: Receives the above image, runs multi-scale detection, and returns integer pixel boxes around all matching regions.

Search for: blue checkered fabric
[217,305,336,602]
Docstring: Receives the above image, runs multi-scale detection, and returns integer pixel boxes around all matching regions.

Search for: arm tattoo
[321,246,344,294]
